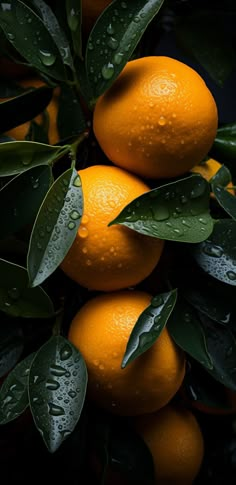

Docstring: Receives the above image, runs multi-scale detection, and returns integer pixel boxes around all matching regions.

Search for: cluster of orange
[1,2,235,483]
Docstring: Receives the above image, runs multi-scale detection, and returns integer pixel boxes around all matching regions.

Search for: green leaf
[167,298,213,370]
[199,313,236,391]
[57,83,87,142]
[176,10,236,86]
[85,0,165,99]
[192,219,236,285]
[0,79,26,98]
[0,164,52,238]
[0,317,23,378]
[210,164,232,187]
[0,141,70,177]
[0,1,67,81]
[66,0,82,58]
[27,168,83,287]
[0,352,35,424]
[211,184,236,221]
[109,174,213,243]
[30,0,74,71]
[0,85,53,134]
[28,336,88,453]
[122,289,177,369]
[0,259,54,318]
[217,122,236,137]
[212,136,236,163]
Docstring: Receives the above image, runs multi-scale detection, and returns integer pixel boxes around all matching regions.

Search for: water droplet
[68,221,76,230]
[151,295,164,307]
[8,287,20,300]
[173,228,183,235]
[203,243,223,258]
[108,37,118,50]
[184,312,191,323]
[181,219,191,228]
[133,16,140,23]
[46,379,60,391]
[50,365,66,377]
[190,179,206,199]
[68,390,76,398]
[48,402,65,416]
[88,42,94,50]
[73,175,81,187]
[158,116,166,126]
[70,210,80,220]
[68,7,79,31]
[102,62,114,80]
[113,52,124,65]
[39,49,56,66]
[152,206,169,221]
[78,226,88,238]
[226,271,236,281]
[107,23,114,35]
[139,332,153,347]
[7,32,15,41]
[60,344,72,361]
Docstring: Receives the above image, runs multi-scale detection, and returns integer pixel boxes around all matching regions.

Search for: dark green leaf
[176,11,236,86]
[66,0,82,58]
[26,117,49,144]
[30,0,74,70]
[212,136,236,163]
[28,336,88,453]
[0,164,52,238]
[167,298,213,370]
[85,0,165,99]
[0,317,23,378]
[0,259,54,318]
[27,168,83,287]
[0,141,70,176]
[0,79,26,98]
[217,122,236,137]
[0,86,53,134]
[0,352,35,424]
[192,219,236,285]
[199,313,236,391]
[0,1,67,81]
[57,83,87,141]
[211,184,236,221]
[122,289,177,369]
[210,164,232,187]
[109,174,213,243]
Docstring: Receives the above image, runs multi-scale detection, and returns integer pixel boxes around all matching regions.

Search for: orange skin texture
[134,403,204,484]
[68,290,186,416]
[61,165,164,291]
[2,77,60,145]
[93,56,218,180]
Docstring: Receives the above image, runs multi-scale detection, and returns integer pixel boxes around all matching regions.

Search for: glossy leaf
[66,0,82,57]
[110,174,213,243]
[176,10,235,86]
[217,122,236,137]
[122,289,177,369]
[0,85,53,134]
[27,168,83,287]
[0,317,23,378]
[0,79,25,98]
[0,259,54,318]
[167,298,213,370]
[85,0,165,99]
[0,164,52,238]
[30,0,74,70]
[212,136,236,163]
[211,184,236,221]
[0,141,70,177]
[0,1,67,81]
[57,83,87,141]
[199,313,236,391]
[0,352,35,424]
[28,336,88,453]
[192,219,236,285]
[210,164,232,187]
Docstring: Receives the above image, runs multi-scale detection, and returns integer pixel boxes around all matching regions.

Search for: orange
[191,157,234,193]
[187,386,236,416]
[134,403,204,484]
[60,164,164,291]
[2,77,60,145]
[68,290,186,416]
[93,56,218,180]
[82,0,112,33]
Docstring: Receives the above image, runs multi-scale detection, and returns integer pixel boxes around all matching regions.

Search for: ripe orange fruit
[191,157,234,193]
[2,77,60,145]
[68,290,186,416]
[82,0,111,33]
[93,56,218,180]
[60,164,164,291]
[134,403,204,484]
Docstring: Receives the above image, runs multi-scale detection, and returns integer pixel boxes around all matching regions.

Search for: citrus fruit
[134,403,204,484]
[82,0,111,33]
[60,164,164,291]
[191,157,234,193]
[93,56,218,179]
[68,290,186,416]
[187,386,236,416]
[2,77,60,145]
